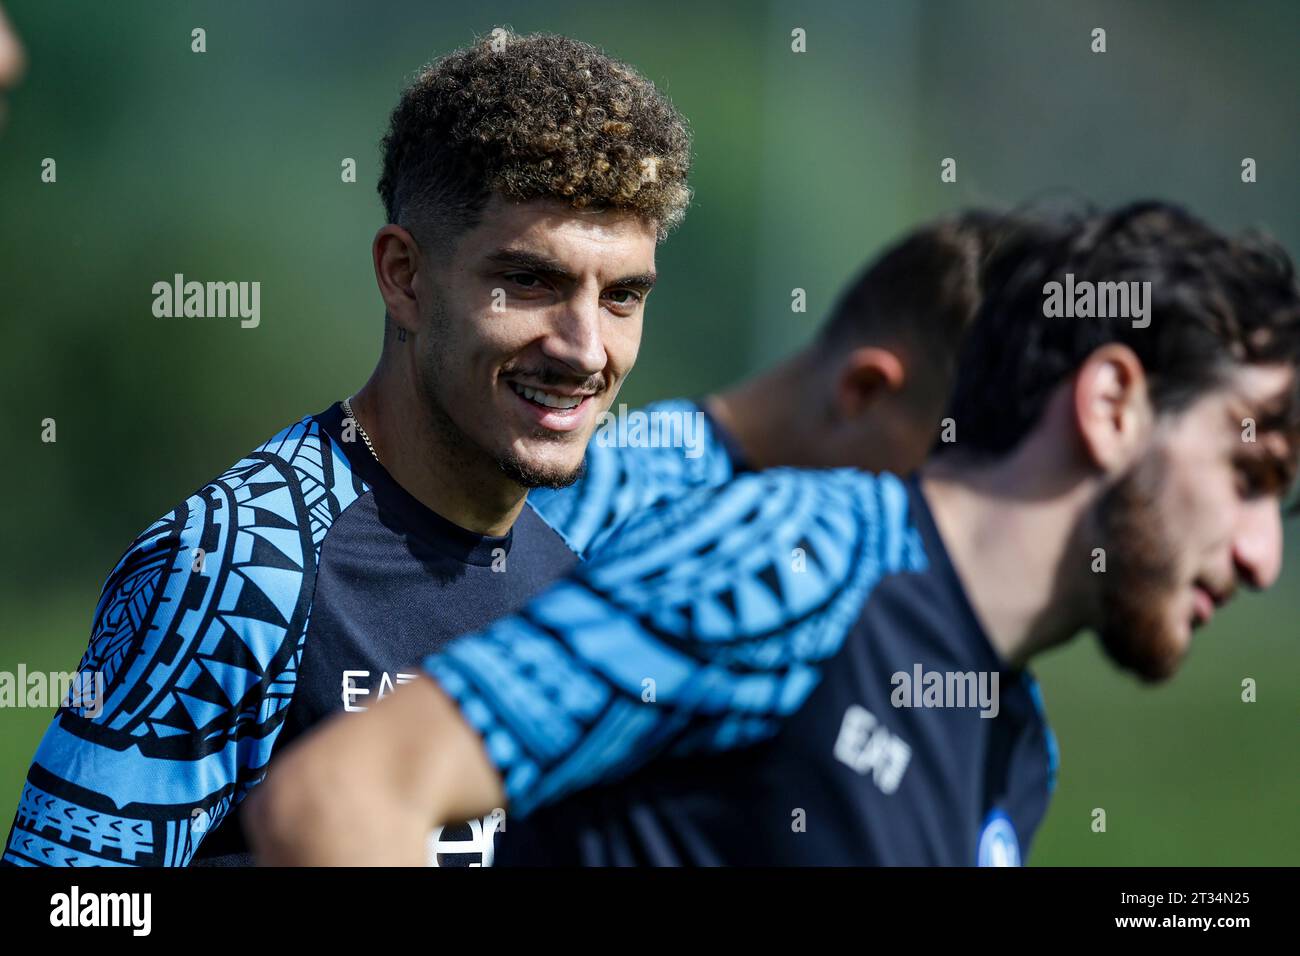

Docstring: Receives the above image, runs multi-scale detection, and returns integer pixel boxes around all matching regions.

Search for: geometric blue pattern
[426,469,927,818]
[3,415,365,866]
[528,399,739,557]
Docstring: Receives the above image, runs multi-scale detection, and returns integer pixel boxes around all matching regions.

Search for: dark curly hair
[939,200,1300,458]
[816,210,1029,385]
[378,30,692,246]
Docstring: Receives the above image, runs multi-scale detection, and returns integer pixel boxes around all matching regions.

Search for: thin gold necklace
[340,396,381,464]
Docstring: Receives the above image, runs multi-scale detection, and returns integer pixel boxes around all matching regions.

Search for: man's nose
[1233,499,1284,591]
[540,293,607,378]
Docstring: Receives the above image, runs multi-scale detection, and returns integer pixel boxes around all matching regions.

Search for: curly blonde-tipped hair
[379,31,693,245]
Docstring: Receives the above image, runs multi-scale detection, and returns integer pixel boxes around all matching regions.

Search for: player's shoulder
[582,467,926,615]
[142,409,364,560]
[528,397,734,554]
[241,409,366,524]
[77,411,366,747]
[90,409,367,686]
[594,466,916,553]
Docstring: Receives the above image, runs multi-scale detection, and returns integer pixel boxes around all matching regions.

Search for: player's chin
[1099,616,1189,684]
[1153,623,1193,682]
[1137,634,1189,684]
[497,442,587,490]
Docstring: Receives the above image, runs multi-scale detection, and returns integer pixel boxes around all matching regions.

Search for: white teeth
[510,382,582,410]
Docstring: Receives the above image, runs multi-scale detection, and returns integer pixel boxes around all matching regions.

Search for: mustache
[500,364,605,393]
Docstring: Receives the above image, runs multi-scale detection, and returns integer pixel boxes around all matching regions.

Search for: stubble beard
[416,299,588,492]
[1093,447,1188,682]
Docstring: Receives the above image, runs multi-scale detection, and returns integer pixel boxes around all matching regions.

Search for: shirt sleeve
[2,445,324,867]
[425,468,924,818]
[527,399,738,558]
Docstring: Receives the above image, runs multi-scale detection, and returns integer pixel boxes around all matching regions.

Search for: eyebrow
[486,248,657,294]
[1226,385,1300,509]
[1230,422,1300,503]
[1237,443,1296,481]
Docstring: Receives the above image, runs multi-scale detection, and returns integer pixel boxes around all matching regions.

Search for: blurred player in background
[532,210,1014,556]
[247,201,1300,866]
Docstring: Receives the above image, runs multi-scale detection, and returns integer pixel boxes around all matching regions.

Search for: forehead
[459,195,657,262]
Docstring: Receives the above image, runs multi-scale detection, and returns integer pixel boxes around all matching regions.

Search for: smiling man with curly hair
[367,29,692,494]
[3,31,692,868]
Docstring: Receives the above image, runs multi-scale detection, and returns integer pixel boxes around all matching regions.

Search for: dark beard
[497,452,586,490]
[1093,448,1186,682]
[420,373,588,489]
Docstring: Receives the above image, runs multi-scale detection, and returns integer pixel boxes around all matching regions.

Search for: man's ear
[1073,343,1151,470]
[372,224,425,337]
[834,346,907,419]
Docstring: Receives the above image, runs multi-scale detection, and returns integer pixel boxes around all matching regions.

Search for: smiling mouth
[1190,582,1232,628]
[507,381,591,410]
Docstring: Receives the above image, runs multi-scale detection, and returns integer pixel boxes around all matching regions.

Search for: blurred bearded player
[2,31,691,867]
[531,210,1014,558]
[247,201,1300,866]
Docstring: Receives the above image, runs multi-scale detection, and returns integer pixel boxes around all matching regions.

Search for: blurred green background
[1,0,1296,865]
